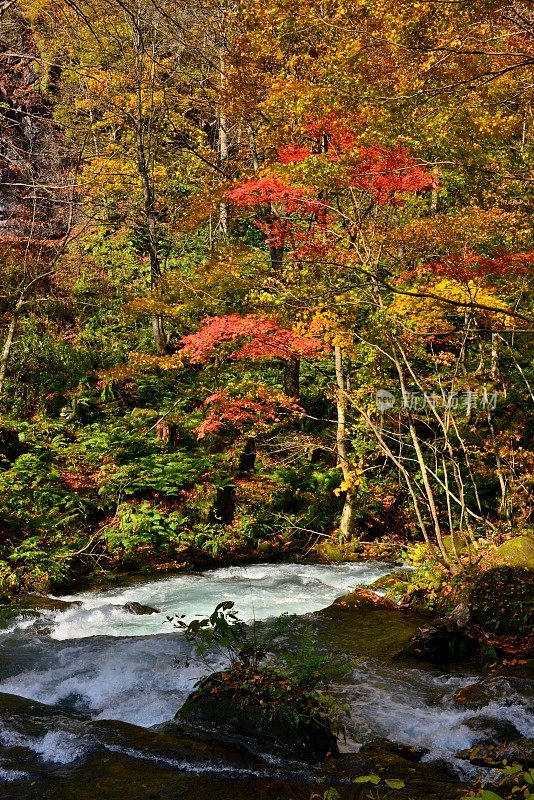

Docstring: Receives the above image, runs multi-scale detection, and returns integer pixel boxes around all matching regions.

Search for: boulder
[459,738,534,767]
[492,536,534,569]
[409,604,477,662]
[123,602,160,615]
[0,426,23,463]
[468,566,533,636]
[176,685,339,762]
[463,716,520,744]
[453,677,514,710]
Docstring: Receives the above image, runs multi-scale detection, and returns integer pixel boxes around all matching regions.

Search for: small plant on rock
[172,602,352,760]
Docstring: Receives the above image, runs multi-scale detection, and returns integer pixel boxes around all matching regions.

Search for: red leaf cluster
[303,113,357,155]
[425,251,534,282]
[351,146,436,204]
[237,328,326,360]
[226,178,322,215]
[277,143,313,164]
[179,314,326,364]
[254,219,290,248]
[195,389,301,438]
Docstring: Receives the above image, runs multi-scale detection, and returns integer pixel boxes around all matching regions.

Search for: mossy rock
[371,569,413,591]
[493,535,534,569]
[468,565,533,636]
[317,540,347,563]
[177,684,338,762]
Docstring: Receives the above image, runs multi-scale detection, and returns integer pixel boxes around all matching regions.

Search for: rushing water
[0,562,532,798]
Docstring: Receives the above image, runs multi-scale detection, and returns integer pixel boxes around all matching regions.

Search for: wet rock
[459,738,534,767]
[453,676,522,710]
[123,602,160,615]
[409,604,478,662]
[176,690,339,762]
[350,740,464,797]
[464,716,521,743]
[316,592,427,661]
[17,595,82,613]
[359,738,429,764]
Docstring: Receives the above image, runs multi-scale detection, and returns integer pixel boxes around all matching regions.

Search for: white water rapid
[0,561,532,790]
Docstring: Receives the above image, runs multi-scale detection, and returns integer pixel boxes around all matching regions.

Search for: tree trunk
[284,357,300,399]
[217,46,229,236]
[0,294,23,399]
[335,346,356,540]
[133,13,168,355]
[238,437,256,475]
[491,332,501,384]
[151,315,168,356]
[248,126,260,173]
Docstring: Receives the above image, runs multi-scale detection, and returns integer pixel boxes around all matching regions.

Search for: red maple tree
[179,314,326,364]
[195,389,301,439]
[350,146,436,204]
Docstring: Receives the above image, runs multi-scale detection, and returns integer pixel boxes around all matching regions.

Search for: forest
[0,1,533,798]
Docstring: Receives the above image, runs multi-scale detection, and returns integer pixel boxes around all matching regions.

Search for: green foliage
[462,763,534,799]
[102,502,186,555]
[177,602,352,730]
[177,600,294,669]
[386,551,451,613]
[1,0,534,598]
[98,452,219,502]
[0,452,93,534]
[352,775,406,790]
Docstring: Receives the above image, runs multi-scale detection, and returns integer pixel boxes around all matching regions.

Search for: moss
[492,535,534,569]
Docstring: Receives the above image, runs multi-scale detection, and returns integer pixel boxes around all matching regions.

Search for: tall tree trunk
[0,294,23,399]
[491,332,501,384]
[335,346,356,540]
[248,126,260,173]
[217,39,229,236]
[133,10,167,355]
[238,437,256,475]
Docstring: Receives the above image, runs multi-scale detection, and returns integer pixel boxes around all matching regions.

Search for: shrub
[468,566,534,636]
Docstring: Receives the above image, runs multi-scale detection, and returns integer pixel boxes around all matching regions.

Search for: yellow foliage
[388,278,514,333]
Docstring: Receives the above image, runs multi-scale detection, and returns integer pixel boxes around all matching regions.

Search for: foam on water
[0,721,91,766]
[33,730,89,764]
[0,563,390,727]
[102,744,269,778]
[0,766,29,782]
[342,661,534,774]
[0,632,215,726]
[46,561,393,640]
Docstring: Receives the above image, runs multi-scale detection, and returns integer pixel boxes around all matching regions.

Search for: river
[0,562,532,799]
